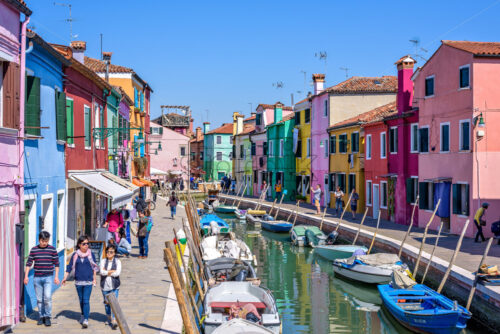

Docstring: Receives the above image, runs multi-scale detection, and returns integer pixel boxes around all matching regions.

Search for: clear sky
[26,0,500,129]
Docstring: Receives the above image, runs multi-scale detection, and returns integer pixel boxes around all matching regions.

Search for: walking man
[275,180,282,201]
[24,231,60,326]
[474,202,489,243]
[152,182,159,202]
[312,184,322,215]
[351,189,359,219]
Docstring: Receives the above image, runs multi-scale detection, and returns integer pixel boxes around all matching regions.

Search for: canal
[217,213,481,334]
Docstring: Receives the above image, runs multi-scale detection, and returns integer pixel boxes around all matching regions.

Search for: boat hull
[332,262,394,284]
[315,245,368,261]
[261,221,292,233]
[214,205,238,213]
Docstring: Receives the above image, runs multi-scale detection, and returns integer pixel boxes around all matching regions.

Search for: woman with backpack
[61,235,98,329]
[100,244,121,329]
[137,209,153,259]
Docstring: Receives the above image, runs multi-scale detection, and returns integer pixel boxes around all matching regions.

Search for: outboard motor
[325,231,339,245]
[210,221,220,235]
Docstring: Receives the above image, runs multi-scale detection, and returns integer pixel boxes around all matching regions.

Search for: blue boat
[261,220,293,233]
[378,284,471,334]
[200,214,231,235]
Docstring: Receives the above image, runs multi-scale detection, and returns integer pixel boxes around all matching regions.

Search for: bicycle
[146,199,156,211]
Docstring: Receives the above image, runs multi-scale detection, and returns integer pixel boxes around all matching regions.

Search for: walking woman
[168,191,179,219]
[137,210,153,259]
[100,244,121,329]
[61,235,98,329]
[334,186,344,216]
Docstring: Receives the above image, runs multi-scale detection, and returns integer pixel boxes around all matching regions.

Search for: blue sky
[27,0,500,129]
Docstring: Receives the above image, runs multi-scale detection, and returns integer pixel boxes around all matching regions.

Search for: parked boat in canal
[203,189,220,212]
[315,244,368,261]
[200,214,231,235]
[246,211,272,226]
[211,318,275,334]
[290,225,327,247]
[261,220,293,233]
[332,253,407,284]
[205,257,258,286]
[214,204,238,213]
[234,209,247,220]
[201,233,254,262]
[203,281,281,334]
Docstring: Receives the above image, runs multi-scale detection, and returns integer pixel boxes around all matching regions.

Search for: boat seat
[397,303,425,311]
[210,302,267,310]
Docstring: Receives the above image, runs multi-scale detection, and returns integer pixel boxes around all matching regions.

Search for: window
[324,139,328,157]
[216,152,222,161]
[296,175,303,194]
[305,109,311,123]
[279,139,284,157]
[323,100,328,117]
[380,132,386,158]
[381,181,388,208]
[0,62,2,127]
[151,127,161,135]
[25,76,41,136]
[295,140,302,158]
[200,152,204,160]
[306,138,311,157]
[56,192,65,251]
[453,183,469,216]
[410,123,418,153]
[329,135,336,154]
[216,136,222,144]
[294,111,301,125]
[459,65,470,89]
[263,142,268,155]
[406,177,418,204]
[366,135,372,159]
[256,113,262,126]
[254,171,258,184]
[351,132,359,153]
[134,87,138,108]
[419,182,435,210]
[251,142,256,156]
[419,127,429,153]
[140,91,144,111]
[440,123,450,152]
[269,140,274,157]
[425,76,434,97]
[240,144,244,159]
[366,181,373,205]
[339,134,348,153]
[191,152,195,161]
[329,173,335,192]
[180,146,186,156]
[66,98,74,145]
[348,174,356,194]
[389,127,398,154]
[337,174,346,192]
[55,90,67,141]
[232,145,236,159]
[84,105,91,148]
[459,120,470,151]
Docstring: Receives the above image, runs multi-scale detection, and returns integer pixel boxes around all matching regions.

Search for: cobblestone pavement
[13,197,184,334]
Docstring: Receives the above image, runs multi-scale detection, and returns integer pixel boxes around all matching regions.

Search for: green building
[106,87,121,175]
[267,103,296,201]
[203,122,233,181]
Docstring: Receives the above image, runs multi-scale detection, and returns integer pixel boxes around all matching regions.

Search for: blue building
[23,31,70,314]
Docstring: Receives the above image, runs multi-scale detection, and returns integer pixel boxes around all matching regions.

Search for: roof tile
[206,123,233,135]
[329,101,397,130]
[325,76,397,94]
[443,40,500,56]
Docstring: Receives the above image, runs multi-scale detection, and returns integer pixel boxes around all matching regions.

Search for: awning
[101,172,139,193]
[139,177,154,186]
[132,178,147,187]
[70,171,136,209]
[169,170,183,176]
[150,167,168,176]
[379,173,398,178]
[424,176,452,182]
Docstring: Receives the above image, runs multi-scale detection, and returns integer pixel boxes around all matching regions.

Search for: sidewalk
[13,198,184,334]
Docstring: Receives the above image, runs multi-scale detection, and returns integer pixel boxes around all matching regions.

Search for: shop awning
[70,171,136,209]
[101,172,139,193]
[150,167,168,176]
[139,177,154,187]
[169,170,183,176]
[132,178,147,187]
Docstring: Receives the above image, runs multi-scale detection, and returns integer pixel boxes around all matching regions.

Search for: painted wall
[311,93,330,206]
[203,133,232,181]
[107,89,120,175]
[149,124,189,181]
[234,133,252,194]
[251,131,267,196]
[0,2,20,63]
[329,93,396,125]
[295,103,312,202]
[117,98,131,179]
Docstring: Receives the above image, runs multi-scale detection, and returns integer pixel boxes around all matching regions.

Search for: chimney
[203,122,210,134]
[274,102,283,124]
[196,127,202,141]
[395,55,416,114]
[236,114,244,135]
[312,73,325,95]
[102,52,112,82]
[189,117,194,136]
[70,41,86,64]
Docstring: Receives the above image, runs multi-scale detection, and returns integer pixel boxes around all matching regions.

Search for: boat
[246,212,272,226]
[205,257,258,286]
[203,189,220,212]
[212,318,275,334]
[315,244,368,261]
[290,225,326,247]
[203,281,281,334]
[378,283,472,334]
[214,204,238,213]
[332,253,407,284]
[201,233,254,262]
[234,209,247,220]
[261,220,293,233]
[200,214,231,235]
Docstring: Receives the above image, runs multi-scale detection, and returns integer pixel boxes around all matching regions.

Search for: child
[100,244,121,329]
[117,228,131,257]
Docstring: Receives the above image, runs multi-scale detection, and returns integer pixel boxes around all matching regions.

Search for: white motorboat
[212,318,275,334]
[201,233,254,262]
[203,281,281,334]
[205,257,258,286]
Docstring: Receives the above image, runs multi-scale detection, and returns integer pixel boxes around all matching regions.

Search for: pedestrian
[180,178,185,191]
[61,235,98,329]
[261,180,267,199]
[135,193,147,213]
[350,189,359,219]
[100,244,121,329]
[474,202,489,243]
[169,191,179,219]
[275,180,282,200]
[116,227,131,257]
[137,211,153,258]
[334,186,344,216]
[24,231,60,327]
[312,184,322,215]
[152,182,158,202]
[104,208,124,244]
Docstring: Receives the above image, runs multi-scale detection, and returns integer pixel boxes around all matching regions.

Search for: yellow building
[293,98,312,202]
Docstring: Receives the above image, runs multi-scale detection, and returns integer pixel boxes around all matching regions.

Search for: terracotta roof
[84,56,134,73]
[190,133,204,143]
[244,115,256,121]
[239,123,256,135]
[329,101,397,130]
[206,123,233,135]
[113,86,133,106]
[324,76,397,94]
[442,40,500,56]
[256,104,293,111]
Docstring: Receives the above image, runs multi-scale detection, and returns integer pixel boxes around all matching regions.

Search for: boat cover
[338,253,401,266]
[391,268,416,289]
[247,210,266,215]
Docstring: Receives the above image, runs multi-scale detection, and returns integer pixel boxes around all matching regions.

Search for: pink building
[414,40,500,237]
[150,123,190,181]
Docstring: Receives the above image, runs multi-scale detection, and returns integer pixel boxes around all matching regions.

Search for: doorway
[324,174,330,206]
[373,184,380,219]
[41,195,54,245]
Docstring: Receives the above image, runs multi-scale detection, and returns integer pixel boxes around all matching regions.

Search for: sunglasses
[81,242,89,246]
[106,250,115,254]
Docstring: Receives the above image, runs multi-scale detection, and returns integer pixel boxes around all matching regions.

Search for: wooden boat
[332,253,406,284]
[201,233,254,262]
[212,318,275,334]
[261,220,293,233]
[315,244,368,261]
[290,225,326,247]
[203,189,220,212]
[203,281,281,334]
[214,204,238,213]
[246,212,272,226]
[234,209,247,220]
[205,257,258,286]
[378,284,471,334]
[200,214,231,236]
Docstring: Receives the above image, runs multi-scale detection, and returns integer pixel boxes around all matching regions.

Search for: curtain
[434,182,451,218]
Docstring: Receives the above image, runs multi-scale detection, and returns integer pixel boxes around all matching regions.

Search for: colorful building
[114,86,133,179]
[203,122,233,181]
[0,0,31,327]
[233,113,255,196]
[414,41,500,237]
[151,109,193,136]
[106,86,121,175]
[267,103,296,201]
[293,97,312,201]
[190,126,204,178]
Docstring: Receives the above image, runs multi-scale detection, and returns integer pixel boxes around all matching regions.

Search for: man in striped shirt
[24,231,60,326]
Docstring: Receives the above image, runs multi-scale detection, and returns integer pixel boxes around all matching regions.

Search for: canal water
[217,213,480,334]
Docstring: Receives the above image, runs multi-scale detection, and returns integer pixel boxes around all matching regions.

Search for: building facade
[294,98,312,202]
[190,126,204,178]
[233,113,255,196]
[203,122,233,181]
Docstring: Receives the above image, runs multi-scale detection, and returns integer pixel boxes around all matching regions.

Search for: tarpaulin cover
[434,182,451,218]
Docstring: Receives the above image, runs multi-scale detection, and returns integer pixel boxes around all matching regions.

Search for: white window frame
[269,140,274,157]
[216,135,222,145]
[455,181,470,217]
[425,75,435,98]
[459,64,470,90]
[380,132,386,159]
[180,145,187,156]
[56,190,66,252]
[25,194,37,252]
[419,125,430,154]
[380,181,388,209]
[279,139,284,157]
[151,127,160,135]
[323,99,328,117]
[440,122,450,153]
[366,180,373,206]
[366,134,372,160]
[306,138,311,157]
[216,151,222,161]
[351,131,360,153]
[410,123,419,153]
[324,139,328,158]
[389,126,398,154]
[459,119,471,152]
[41,193,54,246]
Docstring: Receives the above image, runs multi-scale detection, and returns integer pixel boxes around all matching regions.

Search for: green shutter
[452,184,459,214]
[25,76,41,136]
[66,99,74,144]
[464,184,470,216]
[55,91,67,141]
[419,182,427,210]
[406,178,412,203]
[159,127,163,135]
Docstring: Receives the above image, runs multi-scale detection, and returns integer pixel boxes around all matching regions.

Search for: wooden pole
[230,183,243,205]
[335,190,354,232]
[421,221,444,285]
[256,184,269,210]
[174,228,204,299]
[255,186,265,209]
[413,199,440,278]
[319,206,328,230]
[274,192,286,219]
[235,184,247,207]
[352,207,369,245]
[105,293,132,334]
[466,237,494,310]
[398,196,419,258]
[287,201,299,222]
[367,210,381,254]
[270,199,277,215]
[292,201,301,227]
[437,219,470,294]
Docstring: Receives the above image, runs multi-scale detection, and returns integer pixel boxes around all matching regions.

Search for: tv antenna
[300,70,307,94]
[272,81,284,89]
[339,67,350,79]
[315,51,328,73]
[248,102,253,114]
[409,38,428,62]
[54,2,77,41]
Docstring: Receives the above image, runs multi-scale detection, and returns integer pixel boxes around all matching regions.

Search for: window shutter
[134,87,138,108]
[140,91,144,111]
[149,126,152,134]
[419,182,427,210]
[66,99,74,144]
[452,184,459,215]
[25,76,41,136]
[56,91,67,141]
[159,127,163,135]
[3,62,21,129]
[464,184,470,216]
[406,178,412,203]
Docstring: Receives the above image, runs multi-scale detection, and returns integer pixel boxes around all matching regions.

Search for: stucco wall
[150,124,189,181]
[204,133,232,181]
[311,93,330,206]
[0,2,20,63]
[329,93,396,125]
